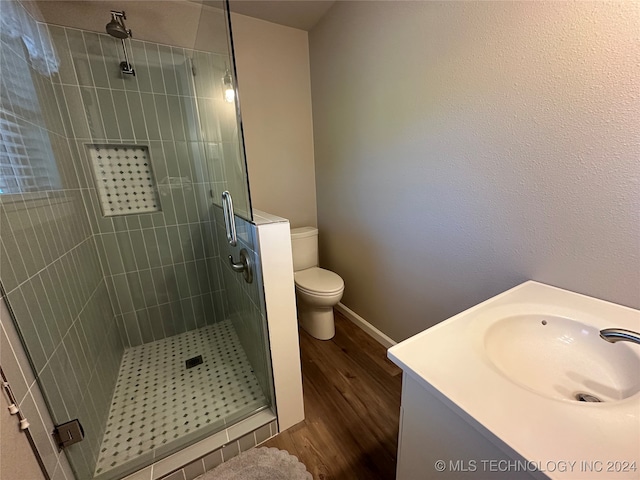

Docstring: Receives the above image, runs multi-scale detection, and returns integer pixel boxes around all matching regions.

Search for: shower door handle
[228,248,253,284]
[221,191,237,246]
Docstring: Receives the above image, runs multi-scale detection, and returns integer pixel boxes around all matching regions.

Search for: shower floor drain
[574,392,602,403]
[186,355,203,369]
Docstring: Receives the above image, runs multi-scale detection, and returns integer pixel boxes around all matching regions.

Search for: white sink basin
[388,281,640,479]
[484,314,640,402]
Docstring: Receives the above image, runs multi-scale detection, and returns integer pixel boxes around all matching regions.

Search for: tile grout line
[29,277,104,382]
[145,40,186,338]
[4,236,93,296]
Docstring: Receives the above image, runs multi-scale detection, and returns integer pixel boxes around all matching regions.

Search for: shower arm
[106,10,135,75]
[119,38,135,75]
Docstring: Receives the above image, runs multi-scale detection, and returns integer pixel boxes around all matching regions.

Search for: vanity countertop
[388,281,640,479]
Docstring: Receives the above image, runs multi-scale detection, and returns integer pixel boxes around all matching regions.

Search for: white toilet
[290,227,344,340]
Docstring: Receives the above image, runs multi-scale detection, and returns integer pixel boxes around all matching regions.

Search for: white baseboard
[335,303,397,348]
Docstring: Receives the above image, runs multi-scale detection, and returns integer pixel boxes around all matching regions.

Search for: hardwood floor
[264,311,403,480]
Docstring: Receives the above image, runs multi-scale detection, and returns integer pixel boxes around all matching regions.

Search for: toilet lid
[295,267,344,295]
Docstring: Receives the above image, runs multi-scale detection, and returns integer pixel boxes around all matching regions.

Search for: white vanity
[388,281,640,479]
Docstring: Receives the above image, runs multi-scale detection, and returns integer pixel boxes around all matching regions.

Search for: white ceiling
[228,0,335,31]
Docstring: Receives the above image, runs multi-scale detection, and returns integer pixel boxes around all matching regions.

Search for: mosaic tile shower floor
[94,320,266,476]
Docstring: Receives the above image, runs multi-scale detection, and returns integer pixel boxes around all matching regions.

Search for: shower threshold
[93,319,267,478]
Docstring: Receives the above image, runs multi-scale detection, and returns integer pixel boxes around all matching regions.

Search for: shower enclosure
[0,1,274,479]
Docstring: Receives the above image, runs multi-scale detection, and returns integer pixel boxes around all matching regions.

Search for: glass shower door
[0,1,274,479]
[192,0,252,220]
[191,0,275,434]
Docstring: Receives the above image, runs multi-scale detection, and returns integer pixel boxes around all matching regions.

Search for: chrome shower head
[106,20,129,39]
[106,11,131,39]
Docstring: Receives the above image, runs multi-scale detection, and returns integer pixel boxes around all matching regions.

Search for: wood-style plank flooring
[264,311,403,479]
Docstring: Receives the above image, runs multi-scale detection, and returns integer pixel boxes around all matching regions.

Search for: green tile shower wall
[213,207,273,403]
[0,4,124,479]
[1,4,265,479]
[47,25,238,347]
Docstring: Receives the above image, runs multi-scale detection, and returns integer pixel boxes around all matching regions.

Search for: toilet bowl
[295,267,344,340]
[290,227,345,340]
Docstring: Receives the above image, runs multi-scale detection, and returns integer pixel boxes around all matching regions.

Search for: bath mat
[197,447,312,480]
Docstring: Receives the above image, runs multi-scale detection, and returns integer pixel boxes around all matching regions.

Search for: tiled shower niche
[87,144,161,216]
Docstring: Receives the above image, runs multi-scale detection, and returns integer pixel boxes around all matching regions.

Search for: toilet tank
[290,227,319,272]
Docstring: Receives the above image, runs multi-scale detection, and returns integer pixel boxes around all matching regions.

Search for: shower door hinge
[53,419,84,449]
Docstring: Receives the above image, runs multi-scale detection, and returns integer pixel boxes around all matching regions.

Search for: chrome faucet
[600,328,640,345]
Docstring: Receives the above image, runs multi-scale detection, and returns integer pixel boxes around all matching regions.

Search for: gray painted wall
[309,1,640,341]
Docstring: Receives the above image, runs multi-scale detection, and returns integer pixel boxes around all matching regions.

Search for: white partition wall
[255,212,305,431]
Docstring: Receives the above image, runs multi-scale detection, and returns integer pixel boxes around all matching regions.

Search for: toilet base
[298,304,336,340]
